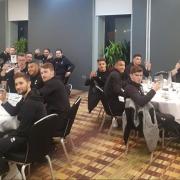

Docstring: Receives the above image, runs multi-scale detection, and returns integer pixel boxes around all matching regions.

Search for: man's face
[55,50,63,58]
[28,63,39,76]
[130,71,143,84]
[43,50,50,57]
[40,68,54,82]
[98,61,107,72]
[133,56,142,66]
[115,61,125,73]
[15,77,30,95]
[17,56,26,70]
[26,54,33,63]
[10,48,16,55]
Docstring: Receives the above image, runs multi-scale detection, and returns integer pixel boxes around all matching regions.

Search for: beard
[17,87,28,95]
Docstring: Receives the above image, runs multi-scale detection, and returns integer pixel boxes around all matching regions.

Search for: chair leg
[162,129,165,148]
[125,142,129,155]
[68,135,76,153]
[108,117,114,135]
[97,107,103,121]
[150,152,154,163]
[60,138,71,166]
[99,112,106,132]
[21,164,29,180]
[45,155,55,180]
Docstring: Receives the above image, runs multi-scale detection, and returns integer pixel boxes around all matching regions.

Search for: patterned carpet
[30,90,180,180]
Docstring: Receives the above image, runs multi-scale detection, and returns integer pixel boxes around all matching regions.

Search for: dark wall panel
[0,0,5,50]
[132,0,147,61]
[28,0,93,90]
[151,0,180,73]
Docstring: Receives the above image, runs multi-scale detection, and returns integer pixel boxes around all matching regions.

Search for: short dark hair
[26,52,33,55]
[97,58,106,63]
[17,53,26,57]
[43,48,51,52]
[55,49,63,53]
[41,63,54,71]
[115,59,125,64]
[14,72,30,81]
[130,65,143,74]
[133,53,142,59]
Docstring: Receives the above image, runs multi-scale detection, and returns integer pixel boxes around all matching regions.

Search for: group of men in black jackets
[0,47,74,176]
[86,54,179,139]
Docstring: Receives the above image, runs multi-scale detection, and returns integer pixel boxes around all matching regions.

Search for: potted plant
[104,40,130,68]
[14,38,28,53]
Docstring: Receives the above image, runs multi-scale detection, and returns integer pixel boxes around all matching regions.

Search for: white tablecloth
[0,93,22,132]
[143,82,180,124]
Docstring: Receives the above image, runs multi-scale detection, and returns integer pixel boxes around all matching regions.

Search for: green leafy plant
[14,38,28,53]
[104,40,130,67]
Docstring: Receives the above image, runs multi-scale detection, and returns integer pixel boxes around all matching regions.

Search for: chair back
[63,96,81,137]
[26,114,59,162]
[95,85,113,116]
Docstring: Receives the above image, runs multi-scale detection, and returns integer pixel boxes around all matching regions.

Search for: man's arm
[125,85,157,107]
[2,101,21,116]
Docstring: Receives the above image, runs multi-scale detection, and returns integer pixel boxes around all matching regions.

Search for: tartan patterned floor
[30,91,180,179]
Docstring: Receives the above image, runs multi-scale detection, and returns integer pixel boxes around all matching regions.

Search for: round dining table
[0,93,22,132]
[143,82,180,124]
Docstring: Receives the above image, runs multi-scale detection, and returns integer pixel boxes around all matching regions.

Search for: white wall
[95,0,132,16]
[8,0,28,21]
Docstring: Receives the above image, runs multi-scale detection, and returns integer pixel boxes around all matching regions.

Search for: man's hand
[65,72,71,77]
[152,82,160,92]
[145,61,152,71]
[0,89,7,103]
[90,71,97,78]
[175,62,180,70]
[35,48,41,54]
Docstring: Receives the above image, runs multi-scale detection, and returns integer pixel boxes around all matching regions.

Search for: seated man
[85,58,109,89]
[1,53,28,93]
[104,60,126,115]
[34,48,53,63]
[28,61,44,89]
[0,72,47,175]
[171,61,180,82]
[85,58,109,113]
[0,48,10,66]
[25,52,33,63]
[52,49,75,84]
[39,63,70,131]
[125,53,151,78]
[124,66,178,136]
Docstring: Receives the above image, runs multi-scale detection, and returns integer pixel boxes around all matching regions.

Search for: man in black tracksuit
[0,72,47,175]
[124,66,179,136]
[28,61,44,89]
[85,58,109,113]
[0,53,28,93]
[39,63,70,131]
[125,53,151,79]
[104,60,127,115]
[52,49,75,84]
[34,48,53,63]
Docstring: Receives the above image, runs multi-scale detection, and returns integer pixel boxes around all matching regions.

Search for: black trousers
[0,135,26,174]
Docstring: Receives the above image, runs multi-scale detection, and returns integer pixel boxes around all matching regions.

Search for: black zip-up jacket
[34,54,53,63]
[39,77,70,115]
[52,56,75,77]
[2,89,47,137]
[104,69,126,115]
[124,80,156,107]
[85,70,110,89]
[29,72,44,89]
